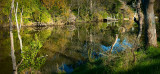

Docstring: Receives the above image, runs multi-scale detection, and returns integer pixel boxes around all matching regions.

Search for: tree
[9,0,17,74]
[136,0,143,39]
[9,1,24,73]
[41,0,55,10]
[143,0,157,47]
[90,0,93,14]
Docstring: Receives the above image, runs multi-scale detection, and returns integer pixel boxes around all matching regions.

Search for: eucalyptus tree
[143,0,157,47]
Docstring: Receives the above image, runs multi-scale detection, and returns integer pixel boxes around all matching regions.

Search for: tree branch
[110,34,118,54]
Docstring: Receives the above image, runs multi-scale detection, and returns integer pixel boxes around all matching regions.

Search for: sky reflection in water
[60,38,132,73]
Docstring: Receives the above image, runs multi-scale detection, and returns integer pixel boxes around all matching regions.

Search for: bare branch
[17,59,24,69]
[110,34,118,54]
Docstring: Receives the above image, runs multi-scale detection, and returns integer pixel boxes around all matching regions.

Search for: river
[0,21,141,73]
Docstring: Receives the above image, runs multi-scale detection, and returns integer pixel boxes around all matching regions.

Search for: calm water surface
[0,22,137,73]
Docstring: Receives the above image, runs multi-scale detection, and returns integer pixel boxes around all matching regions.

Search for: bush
[19,34,46,73]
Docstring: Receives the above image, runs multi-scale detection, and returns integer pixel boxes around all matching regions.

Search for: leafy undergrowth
[120,42,160,74]
[72,42,160,74]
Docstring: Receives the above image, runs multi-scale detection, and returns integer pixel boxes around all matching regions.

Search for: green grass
[121,43,160,74]
[72,42,160,74]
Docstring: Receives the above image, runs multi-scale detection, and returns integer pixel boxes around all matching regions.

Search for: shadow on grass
[72,51,160,74]
[119,59,160,74]
[118,47,160,74]
[72,42,160,74]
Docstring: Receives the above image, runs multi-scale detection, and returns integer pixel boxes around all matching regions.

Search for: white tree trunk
[9,0,17,74]
[90,0,93,14]
[15,2,23,53]
[110,34,118,54]
[20,7,23,29]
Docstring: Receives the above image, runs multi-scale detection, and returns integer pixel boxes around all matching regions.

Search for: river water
[0,21,138,73]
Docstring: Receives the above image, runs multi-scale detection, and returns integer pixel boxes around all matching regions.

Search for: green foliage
[73,43,160,74]
[119,43,160,74]
[0,0,54,25]
[19,34,46,72]
[0,0,11,25]
[146,42,160,57]
[99,11,108,18]
[0,0,125,25]
[105,0,122,14]
[41,9,52,23]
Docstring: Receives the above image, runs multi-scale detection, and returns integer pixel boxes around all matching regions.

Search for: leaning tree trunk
[14,2,24,69]
[144,0,157,47]
[15,2,23,53]
[110,34,118,54]
[9,0,17,74]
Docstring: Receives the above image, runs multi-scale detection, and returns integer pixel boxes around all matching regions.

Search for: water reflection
[40,22,135,73]
[0,21,136,73]
[101,38,132,53]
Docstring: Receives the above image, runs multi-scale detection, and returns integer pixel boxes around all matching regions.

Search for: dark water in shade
[0,22,138,73]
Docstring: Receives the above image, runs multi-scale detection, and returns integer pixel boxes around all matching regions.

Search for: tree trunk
[15,3,24,69]
[90,0,93,14]
[20,7,23,29]
[110,34,118,54]
[78,7,80,19]
[9,0,17,74]
[144,0,157,47]
[137,0,144,39]
[15,2,23,53]
[90,30,93,43]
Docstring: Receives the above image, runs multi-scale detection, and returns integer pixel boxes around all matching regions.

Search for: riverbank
[72,42,160,74]
[0,19,119,28]
[0,0,124,27]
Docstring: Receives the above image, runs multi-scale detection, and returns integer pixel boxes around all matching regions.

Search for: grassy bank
[72,42,160,74]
